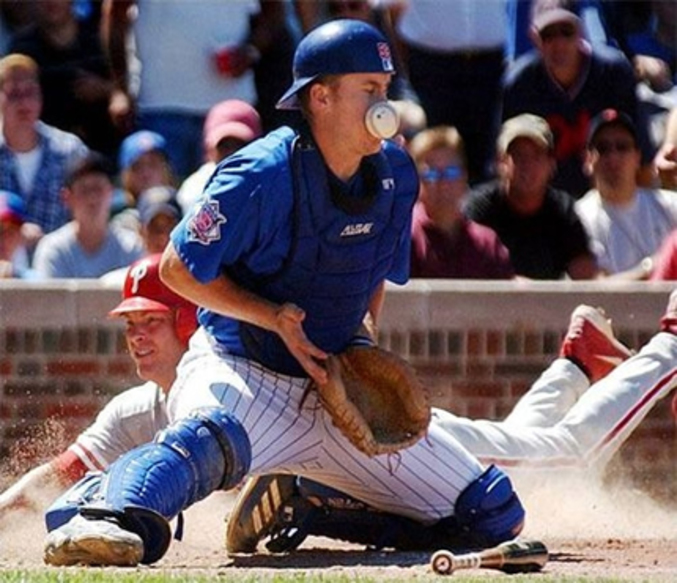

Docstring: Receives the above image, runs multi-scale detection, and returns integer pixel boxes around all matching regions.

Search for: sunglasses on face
[540,24,577,41]
[420,165,463,183]
[591,140,636,156]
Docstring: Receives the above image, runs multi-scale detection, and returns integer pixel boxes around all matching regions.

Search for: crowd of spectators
[2,0,677,282]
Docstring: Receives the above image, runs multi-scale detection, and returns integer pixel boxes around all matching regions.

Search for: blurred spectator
[605,1,677,156]
[113,129,176,231]
[0,1,34,55]
[383,0,506,184]
[251,1,297,132]
[136,186,181,255]
[391,98,427,147]
[177,100,262,214]
[101,0,287,178]
[650,229,677,281]
[408,126,514,279]
[502,0,652,198]
[9,0,123,161]
[100,185,181,285]
[0,53,88,240]
[575,109,677,280]
[606,1,677,94]
[32,152,144,278]
[465,113,599,280]
[505,0,615,63]
[0,189,33,278]
[654,106,677,189]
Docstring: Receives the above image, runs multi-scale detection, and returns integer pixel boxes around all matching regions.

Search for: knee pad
[45,472,102,532]
[454,465,525,547]
[84,407,251,564]
[102,407,251,516]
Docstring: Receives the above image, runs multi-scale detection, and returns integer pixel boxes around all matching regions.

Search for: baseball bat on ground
[430,539,549,576]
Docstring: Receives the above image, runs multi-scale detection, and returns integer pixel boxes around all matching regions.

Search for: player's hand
[275,303,328,384]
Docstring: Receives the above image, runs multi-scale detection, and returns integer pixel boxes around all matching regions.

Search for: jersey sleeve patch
[187,200,228,245]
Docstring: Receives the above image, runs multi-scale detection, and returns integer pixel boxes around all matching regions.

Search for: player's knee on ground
[454,464,525,547]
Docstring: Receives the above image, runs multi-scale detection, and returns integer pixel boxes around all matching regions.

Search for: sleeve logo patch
[187,201,227,245]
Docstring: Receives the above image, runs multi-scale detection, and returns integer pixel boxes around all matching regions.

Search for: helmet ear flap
[175,306,198,345]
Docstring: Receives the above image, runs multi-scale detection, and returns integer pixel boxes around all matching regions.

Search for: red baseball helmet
[109,254,198,344]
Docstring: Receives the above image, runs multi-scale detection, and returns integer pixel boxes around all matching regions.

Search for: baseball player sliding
[227,296,677,553]
[0,255,195,517]
[42,19,526,567]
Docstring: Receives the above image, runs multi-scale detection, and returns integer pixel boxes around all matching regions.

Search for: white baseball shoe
[44,514,143,567]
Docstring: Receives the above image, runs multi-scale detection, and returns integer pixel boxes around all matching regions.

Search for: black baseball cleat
[225,474,306,554]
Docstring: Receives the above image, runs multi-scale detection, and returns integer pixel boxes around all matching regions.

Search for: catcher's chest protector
[240,137,417,376]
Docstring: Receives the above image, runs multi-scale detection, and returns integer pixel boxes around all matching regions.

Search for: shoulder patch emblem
[187,201,227,245]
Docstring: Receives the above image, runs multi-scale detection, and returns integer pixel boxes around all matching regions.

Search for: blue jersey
[170,126,418,373]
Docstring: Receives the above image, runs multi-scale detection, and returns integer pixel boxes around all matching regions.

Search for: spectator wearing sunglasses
[465,114,599,280]
[409,126,514,279]
[502,0,653,199]
[575,109,677,279]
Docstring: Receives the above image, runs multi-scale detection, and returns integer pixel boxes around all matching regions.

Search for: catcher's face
[318,72,392,156]
[123,310,185,392]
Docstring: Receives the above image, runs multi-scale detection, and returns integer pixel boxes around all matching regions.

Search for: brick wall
[1,280,675,500]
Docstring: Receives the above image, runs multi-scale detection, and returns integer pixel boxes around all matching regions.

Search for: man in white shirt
[576,109,677,278]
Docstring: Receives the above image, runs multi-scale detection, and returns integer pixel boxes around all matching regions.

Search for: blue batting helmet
[276,19,395,110]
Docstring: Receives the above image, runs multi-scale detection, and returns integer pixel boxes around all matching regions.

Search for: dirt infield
[2,479,677,581]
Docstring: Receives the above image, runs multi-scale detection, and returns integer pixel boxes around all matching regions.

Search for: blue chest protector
[238,134,417,377]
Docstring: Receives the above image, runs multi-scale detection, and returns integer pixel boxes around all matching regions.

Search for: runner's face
[124,310,184,389]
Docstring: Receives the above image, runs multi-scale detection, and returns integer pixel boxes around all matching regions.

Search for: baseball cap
[498,114,554,154]
[0,190,27,226]
[531,0,579,33]
[587,109,638,147]
[119,131,167,171]
[276,19,395,110]
[137,186,182,227]
[109,254,193,316]
[204,100,262,151]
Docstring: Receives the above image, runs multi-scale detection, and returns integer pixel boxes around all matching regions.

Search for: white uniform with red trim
[61,383,167,476]
[435,332,677,477]
[59,330,677,492]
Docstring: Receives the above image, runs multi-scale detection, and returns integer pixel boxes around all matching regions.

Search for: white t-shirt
[575,188,677,273]
[33,222,145,278]
[391,0,506,52]
[14,147,42,193]
[69,382,168,472]
[133,0,259,113]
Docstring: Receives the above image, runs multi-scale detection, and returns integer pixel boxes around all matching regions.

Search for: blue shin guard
[65,407,250,564]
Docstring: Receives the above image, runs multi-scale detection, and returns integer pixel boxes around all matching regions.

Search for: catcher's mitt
[315,345,431,457]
